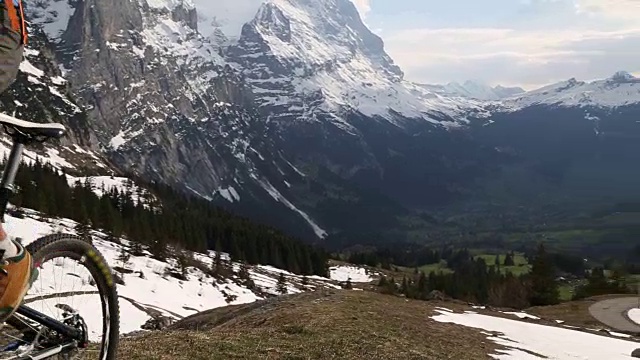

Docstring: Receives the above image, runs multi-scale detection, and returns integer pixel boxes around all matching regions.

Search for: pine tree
[276,272,288,294]
[130,241,145,256]
[503,253,515,266]
[529,243,559,306]
[117,246,131,269]
[401,276,409,296]
[417,272,428,298]
[175,248,192,281]
[238,263,255,290]
[75,221,92,241]
[214,250,223,275]
[343,277,353,289]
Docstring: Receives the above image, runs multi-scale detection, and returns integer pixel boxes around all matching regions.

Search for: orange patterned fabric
[4,0,26,44]
[17,0,26,44]
[0,248,31,323]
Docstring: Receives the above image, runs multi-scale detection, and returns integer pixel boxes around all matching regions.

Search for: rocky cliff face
[26,0,334,239]
[0,11,108,171]
[33,0,250,191]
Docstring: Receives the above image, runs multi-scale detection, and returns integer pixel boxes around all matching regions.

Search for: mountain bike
[0,114,119,359]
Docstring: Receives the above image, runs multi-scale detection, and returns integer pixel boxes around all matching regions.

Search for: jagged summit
[19,0,640,241]
[607,70,637,83]
[502,73,640,110]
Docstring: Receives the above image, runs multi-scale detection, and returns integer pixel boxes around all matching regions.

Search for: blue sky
[352,0,640,88]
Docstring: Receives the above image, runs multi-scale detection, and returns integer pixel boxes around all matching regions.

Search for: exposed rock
[141,316,174,331]
[427,290,447,301]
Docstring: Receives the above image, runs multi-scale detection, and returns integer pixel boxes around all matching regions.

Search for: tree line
[378,244,560,309]
[376,242,638,308]
[348,246,475,270]
[9,158,329,276]
[349,244,588,278]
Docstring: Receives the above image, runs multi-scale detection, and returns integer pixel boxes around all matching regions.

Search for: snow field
[432,309,640,359]
[329,265,376,283]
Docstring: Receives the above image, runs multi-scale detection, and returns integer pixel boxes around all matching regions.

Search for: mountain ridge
[17,0,640,244]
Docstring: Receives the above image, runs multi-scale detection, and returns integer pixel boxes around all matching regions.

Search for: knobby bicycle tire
[26,234,119,360]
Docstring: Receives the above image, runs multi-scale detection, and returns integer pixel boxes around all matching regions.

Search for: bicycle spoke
[1,241,115,360]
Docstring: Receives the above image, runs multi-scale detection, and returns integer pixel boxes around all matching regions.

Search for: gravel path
[589,297,640,333]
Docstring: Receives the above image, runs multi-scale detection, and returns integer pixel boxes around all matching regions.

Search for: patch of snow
[0,140,76,170]
[432,309,640,359]
[65,175,155,206]
[607,330,632,338]
[29,0,77,41]
[108,129,144,150]
[191,0,262,43]
[502,311,540,320]
[216,186,241,203]
[627,308,640,325]
[109,132,127,150]
[329,265,373,283]
[435,307,454,313]
[255,176,326,238]
[19,60,45,78]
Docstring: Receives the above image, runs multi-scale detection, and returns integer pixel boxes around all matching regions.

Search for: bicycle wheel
[0,234,119,359]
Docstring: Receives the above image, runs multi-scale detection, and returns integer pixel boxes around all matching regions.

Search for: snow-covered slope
[227,0,487,126]
[421,81,525,101]
[432,308,640,359]
[502,71,640,110]
[6,206,370,339]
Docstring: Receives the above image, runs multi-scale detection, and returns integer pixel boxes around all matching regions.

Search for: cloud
[384,26,640,88]
[350,0,372,19]
[574,0,640,21]
[376,0,640,88]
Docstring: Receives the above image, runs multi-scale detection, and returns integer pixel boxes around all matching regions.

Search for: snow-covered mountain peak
[245,0,403,80]
[501,73,640,110]
[144,0,195,10]
[492,85,526,98]
[418,81,524,101]
[226,0,487,125]
[606,70,637,83]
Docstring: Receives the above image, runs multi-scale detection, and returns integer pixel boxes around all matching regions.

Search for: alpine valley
[13,0,640,252]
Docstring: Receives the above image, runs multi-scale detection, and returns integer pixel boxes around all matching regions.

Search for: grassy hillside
[116,290,497,360]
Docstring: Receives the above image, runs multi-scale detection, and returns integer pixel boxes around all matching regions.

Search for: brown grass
[117,290,499,360]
